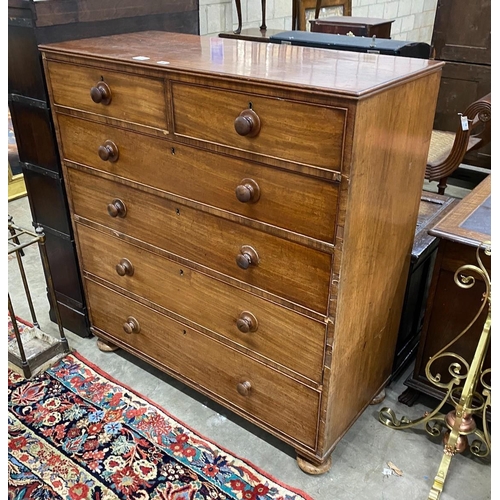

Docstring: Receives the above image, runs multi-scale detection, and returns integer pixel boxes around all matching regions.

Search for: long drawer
[77,223,326,383]
[45,60,167,131]
[57,114,339,243]
[171,80,346,171]
[86,279,320,448]
[67,167,332,312]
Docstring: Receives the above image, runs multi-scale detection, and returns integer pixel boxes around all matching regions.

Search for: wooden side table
[310,16,394,38]
[401,176,491,412]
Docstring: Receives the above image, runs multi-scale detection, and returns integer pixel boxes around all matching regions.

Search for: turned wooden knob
[235,178,260,203]
[107,199,127,218]
[123,316,140,334]
[234,109,261,137]
[90,81,112,105]
[236,245,259,270]
[98,140,119,162]
[115,258,134,277]
[236,311,258,333]
[237,381,252,396]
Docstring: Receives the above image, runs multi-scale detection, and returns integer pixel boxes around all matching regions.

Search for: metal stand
[8,217,71,378]
[378,243,491,500]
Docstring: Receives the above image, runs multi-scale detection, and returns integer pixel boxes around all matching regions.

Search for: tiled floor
[7,180,491,500]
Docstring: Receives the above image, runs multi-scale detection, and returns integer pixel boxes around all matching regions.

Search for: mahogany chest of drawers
[40,32,443,472]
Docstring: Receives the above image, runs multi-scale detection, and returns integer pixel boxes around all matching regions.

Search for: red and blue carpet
[8,318,313,500]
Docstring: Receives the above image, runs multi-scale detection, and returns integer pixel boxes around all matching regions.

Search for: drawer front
[58,114,338,242]
[171,82,345,171]
[86,279,320,448]
[77,223,326,382]
[46,60,167,130]
[68,168,332,312]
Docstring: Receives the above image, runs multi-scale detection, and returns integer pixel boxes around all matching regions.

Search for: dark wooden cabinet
[392,192,457,380]
[403,177,491,410]
[310,16,394,38]
[431,0,491,169]
[8,0,199,337]
[432,0,490,64]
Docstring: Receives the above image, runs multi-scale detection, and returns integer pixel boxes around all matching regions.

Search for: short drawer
[86,279,320,448]
[77,223,326,383]
[171,81,345,171]
[58,114,338,243]
[68,167,332,313]
[45,60,167,130]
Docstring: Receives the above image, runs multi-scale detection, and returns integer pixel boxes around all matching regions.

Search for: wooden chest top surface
[39,30,443,97]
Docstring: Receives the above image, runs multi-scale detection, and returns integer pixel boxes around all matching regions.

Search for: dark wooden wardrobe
[8,0,200,336]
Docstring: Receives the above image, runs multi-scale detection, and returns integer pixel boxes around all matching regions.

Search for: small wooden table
[401,176,491,414]
[310,15,394,38]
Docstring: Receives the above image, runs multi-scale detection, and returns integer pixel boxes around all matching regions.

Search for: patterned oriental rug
[8,318,313,500]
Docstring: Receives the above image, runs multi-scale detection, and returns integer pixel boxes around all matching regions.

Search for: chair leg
[315,0,322,19]
[260,0,267,30]
[437,176,448,195]
[234,0,242,34]
[292,0,298,30]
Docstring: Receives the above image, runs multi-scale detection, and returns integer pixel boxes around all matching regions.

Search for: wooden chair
[425,93,491,195]
[234,0,324,34]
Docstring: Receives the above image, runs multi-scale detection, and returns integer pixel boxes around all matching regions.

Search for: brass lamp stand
[379,243,491,500]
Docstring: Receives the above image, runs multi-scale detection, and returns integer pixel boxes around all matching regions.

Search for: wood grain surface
[40,31,443,97]
[57,113,339,242]
[76,223,327,383]
[86,279,321,448]
[67,167,332,312]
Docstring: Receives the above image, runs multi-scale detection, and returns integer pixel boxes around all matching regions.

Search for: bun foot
[97,339,119,352]
[296,454,332,475]
[370,388,386,405]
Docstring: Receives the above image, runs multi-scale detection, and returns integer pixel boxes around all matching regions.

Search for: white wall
[199,0,439,43]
